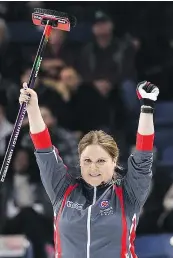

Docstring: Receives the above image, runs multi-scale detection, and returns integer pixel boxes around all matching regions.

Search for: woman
[19,80,159,258]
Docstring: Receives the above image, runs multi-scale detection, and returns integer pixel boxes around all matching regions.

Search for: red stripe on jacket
[129,214,137,258]
[54,184,78,258]
[114,186,128,258]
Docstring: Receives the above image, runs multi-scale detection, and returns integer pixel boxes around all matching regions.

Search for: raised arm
[19,83,72,207]
[124,81,159,207]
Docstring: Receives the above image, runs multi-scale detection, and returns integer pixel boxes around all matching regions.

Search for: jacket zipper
[87,187,97,258]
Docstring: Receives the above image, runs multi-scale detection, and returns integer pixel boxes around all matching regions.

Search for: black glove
[136,81,159,108]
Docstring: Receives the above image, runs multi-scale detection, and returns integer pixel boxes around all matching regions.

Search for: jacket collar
[78,178,114,204]
[81,178,113,190]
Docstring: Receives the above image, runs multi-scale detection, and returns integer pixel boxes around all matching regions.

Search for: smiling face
[80,144,116,186]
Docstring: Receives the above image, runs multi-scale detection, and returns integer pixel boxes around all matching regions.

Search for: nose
[90,162,98,170]
[90,162,96,168]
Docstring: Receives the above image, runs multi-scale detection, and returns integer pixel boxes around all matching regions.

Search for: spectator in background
[0,18,22,83]
[2,147,53,258]
[20,65,63,120]
[157,173,173,233]
[0,102,13,162]
[0,18,21,123]
[76,10,139,121]
[20,106,79,169]
[0,74,21,124]
[0,18,10,76]
[42,66,83,135]
[44,66,126,132]
[76,11,137,86]
[41,29,78,79]
[136,165,173,235]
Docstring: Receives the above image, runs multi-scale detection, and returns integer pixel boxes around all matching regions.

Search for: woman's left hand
[136,81,159,108]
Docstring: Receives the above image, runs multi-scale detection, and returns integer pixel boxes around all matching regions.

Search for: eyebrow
[82,157,108,160]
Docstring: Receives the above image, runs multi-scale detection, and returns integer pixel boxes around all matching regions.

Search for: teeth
[90,174,100,177]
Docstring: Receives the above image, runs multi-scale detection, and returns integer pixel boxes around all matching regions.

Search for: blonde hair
[78,130,119,161]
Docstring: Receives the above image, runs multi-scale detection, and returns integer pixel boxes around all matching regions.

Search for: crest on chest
[99,200,114,216]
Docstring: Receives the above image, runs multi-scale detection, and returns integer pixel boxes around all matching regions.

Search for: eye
[84,158,91,164]
[97,159,106,164]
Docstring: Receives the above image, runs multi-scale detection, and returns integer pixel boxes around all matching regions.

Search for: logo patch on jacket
[100,200,110,209]
[67,201,83,211]
[99,200,114,216]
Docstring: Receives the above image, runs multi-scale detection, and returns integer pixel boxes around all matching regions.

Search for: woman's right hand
[19,82,39,113]
[19,82,46,133]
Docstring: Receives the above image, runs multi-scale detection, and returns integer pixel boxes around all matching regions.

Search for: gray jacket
[35,146,153,258]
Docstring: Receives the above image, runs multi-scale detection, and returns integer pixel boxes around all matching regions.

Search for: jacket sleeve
[124,133,154,207]
[30,127,73,207]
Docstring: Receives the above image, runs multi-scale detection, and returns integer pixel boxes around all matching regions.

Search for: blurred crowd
[0,1,173,258]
